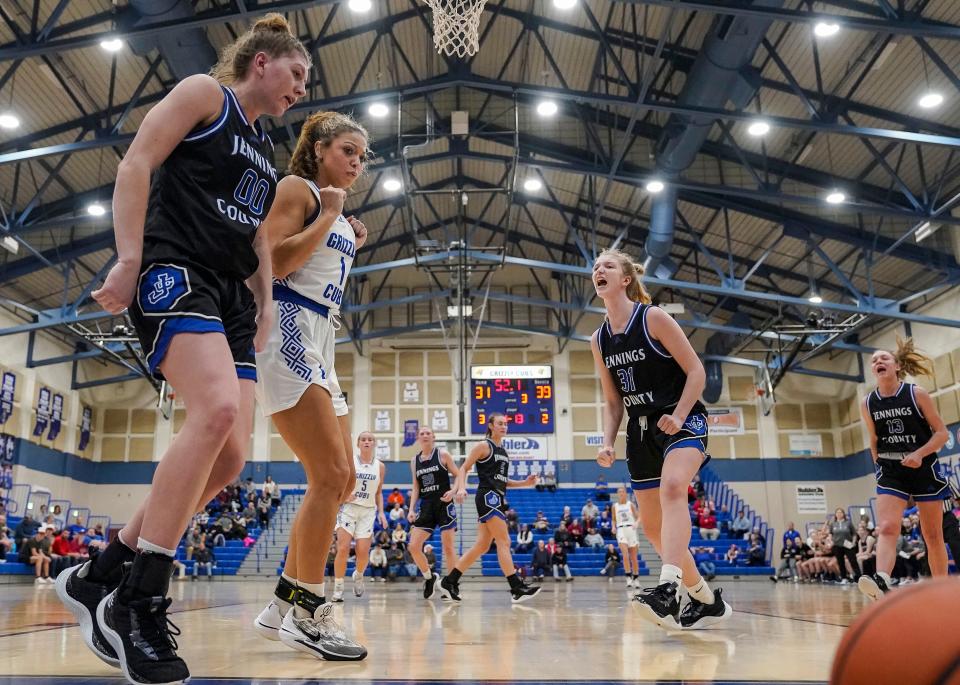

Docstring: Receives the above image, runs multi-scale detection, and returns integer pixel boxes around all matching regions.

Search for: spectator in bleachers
[554,522,575,551]
[568,518,585,547]
[830,507,860,583]
[375,529,390,548]
[584,527,604,549]
[263,476,280,508]
[856,524,877,577]
[0,514,13,558]
[192,541,216,580]
[531,540,552,581]
[51,529,80,574]
[369,544,388,582]
[551,544,572,582]
[687,482,697,504]
[730,510,751,539]
[184,526,201,561]
[66,531,89,561]
[794,536,814,581]
[388,502,406,526]
[598,509,613,539]
[698,509,720,541]
[724,544,740,566]
[559,506,573,527]
[538,471,557,492]
[515,524,533,553]
[717,505,731,537]
[581,499,600,525]
[14,514,38,549]
[895,526,924,584]
[752,526,766,545]
[20,527,52,583]
[387,488,405,509]
[782,522,801,546]
[242,477,256,501]
[386,542,404,580]
[402,546,418,580]
[594,474,610,502]
[392,522,407,550]
[241,499,257,526]
[423,544,437,574]
[692,546,716,581]
[600,544,621,578]
[85,528,106,553]
[505,507,519,533]
[256,493,271,529]
[771,537,798,582]
[533,511,549,532]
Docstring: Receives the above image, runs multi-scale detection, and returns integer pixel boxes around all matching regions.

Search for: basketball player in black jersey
[439,413,542,604]
[408,426,462,599]
[858,340,949,601]
[54,16,308,685]
[592,248,732,631]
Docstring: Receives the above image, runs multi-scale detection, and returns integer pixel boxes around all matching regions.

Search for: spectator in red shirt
[387,488,405,508]
[698,509,720,541]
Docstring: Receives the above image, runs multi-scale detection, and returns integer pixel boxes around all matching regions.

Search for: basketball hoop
[422,0,488,58]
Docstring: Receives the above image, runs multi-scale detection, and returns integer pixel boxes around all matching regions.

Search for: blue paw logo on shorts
[484,491,501,508]
[138,265,189,313]
[446,503,457,519]
[684,414,706,436]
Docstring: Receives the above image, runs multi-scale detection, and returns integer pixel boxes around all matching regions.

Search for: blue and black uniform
[412,448,457,531]
[129,86,277,381]
[866,382,947,501]
[596,302,708,491]
[475,438,511,522]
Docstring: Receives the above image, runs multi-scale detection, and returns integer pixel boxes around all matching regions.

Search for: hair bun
[252,13,291,34]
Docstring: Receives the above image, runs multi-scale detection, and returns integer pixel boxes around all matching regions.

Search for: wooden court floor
[0,577,863,684]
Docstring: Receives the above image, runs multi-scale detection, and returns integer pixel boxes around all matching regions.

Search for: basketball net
[422,0,488,58]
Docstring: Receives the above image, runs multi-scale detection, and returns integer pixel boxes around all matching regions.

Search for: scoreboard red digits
[471,365,554,434]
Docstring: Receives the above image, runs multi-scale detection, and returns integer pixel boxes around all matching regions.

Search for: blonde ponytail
[210,13,309,85]
[893,337,934,380]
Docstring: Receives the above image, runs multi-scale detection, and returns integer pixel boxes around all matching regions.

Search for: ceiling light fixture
[348,0,372,12]
[383,178,402,192]
[813,22,840,38]
[100,38,124,52]
[368,102,389,117]
[825,190,846,204]
[645,180,665,193]
[918,92,944,109]
[523,178,543,192]
[747,120,770,137]
[536,100,558,117]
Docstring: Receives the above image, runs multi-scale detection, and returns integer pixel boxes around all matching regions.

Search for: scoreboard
[470,365,554,434]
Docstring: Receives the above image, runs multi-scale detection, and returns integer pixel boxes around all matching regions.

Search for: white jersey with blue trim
[350,454,381,508]
[274,177,355,313]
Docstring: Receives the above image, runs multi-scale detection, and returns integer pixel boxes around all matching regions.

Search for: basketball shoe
[278,604,367,660]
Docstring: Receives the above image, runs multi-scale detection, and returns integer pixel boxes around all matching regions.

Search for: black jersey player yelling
[591,248,732,631]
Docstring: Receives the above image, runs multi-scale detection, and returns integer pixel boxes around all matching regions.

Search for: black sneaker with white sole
[55,561,120,667]
[439,575,461,603]
[97,589,190,685]
[510,582,542,604]
[423,573,438,600]
[857,573,890,601]
[632,581,681,630]
[679,588,733,629]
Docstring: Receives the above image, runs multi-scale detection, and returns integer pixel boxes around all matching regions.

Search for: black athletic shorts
[626,405,710,492]
[413,497,457,532]
[476,488,508,523]
[129,261,257,381]
[875,455,948,502]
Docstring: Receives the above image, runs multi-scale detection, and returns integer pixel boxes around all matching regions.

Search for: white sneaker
[332,581,344,603]
[352,570,365,598]
[253,599,286,641]
[34,576,45,585]
[625,577,633,588]
[278,605,367,660]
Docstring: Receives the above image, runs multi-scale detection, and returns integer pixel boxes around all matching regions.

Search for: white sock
[138,537,176,558]
[423,570,432,580]
[293,580,325,619]
[686,577,715,604]
[877,571,892,585]
[334,577,344,588]
[659,564,682,587]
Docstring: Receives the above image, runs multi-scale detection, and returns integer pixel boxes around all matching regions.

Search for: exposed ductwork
[127,1,218,82]
[703,310,752,403]
[645,0,785,276]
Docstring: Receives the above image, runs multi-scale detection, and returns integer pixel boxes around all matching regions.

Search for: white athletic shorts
[616,526,638,547]
[337,502,376,539]
[256,300,348,417]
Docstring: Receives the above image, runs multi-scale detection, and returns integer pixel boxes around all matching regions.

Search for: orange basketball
[831,578,960,685]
